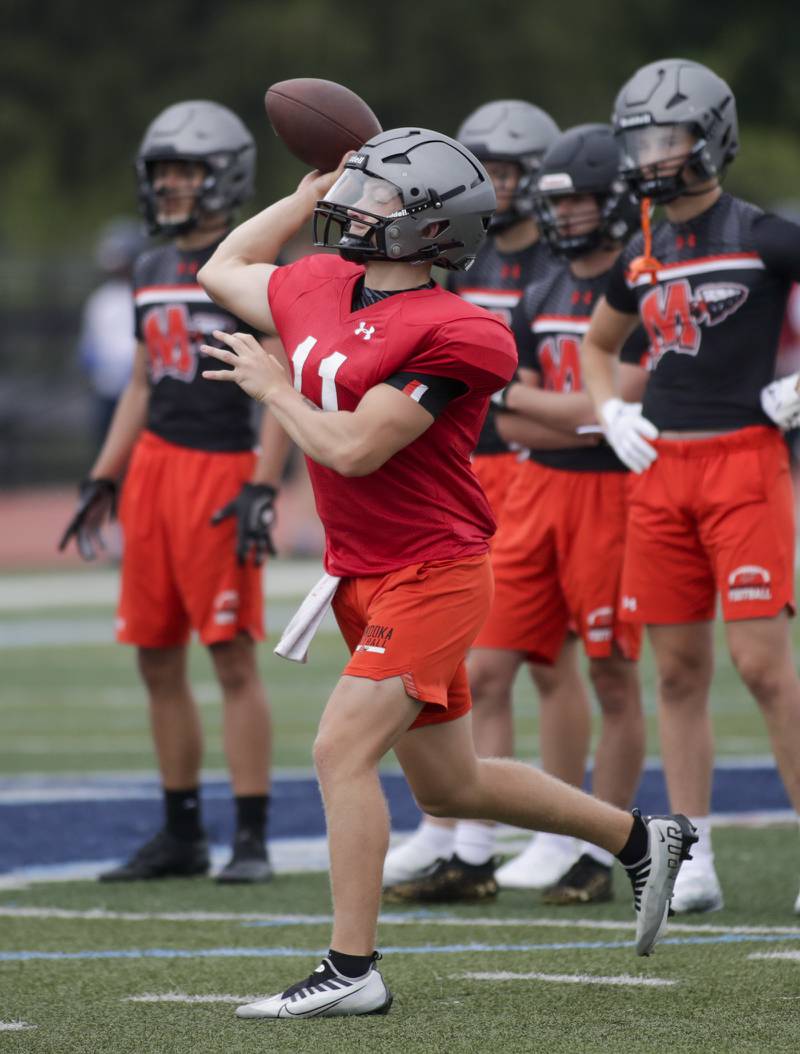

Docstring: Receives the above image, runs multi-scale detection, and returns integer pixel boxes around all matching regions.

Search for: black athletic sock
[616,809,649,867]
[235,794,269,840]
[164,788,203,842]
[329,949,375,979]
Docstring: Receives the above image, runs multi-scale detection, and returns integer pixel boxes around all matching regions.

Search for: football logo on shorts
[727,565,772,603]
[587,606,614,643]
[213,589,240,625]
[356,623,394,654]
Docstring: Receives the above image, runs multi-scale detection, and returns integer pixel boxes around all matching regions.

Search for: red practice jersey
[268,255,518,576]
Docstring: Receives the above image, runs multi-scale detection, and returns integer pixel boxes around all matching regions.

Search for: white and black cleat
[236,956,393,1019]
[625,810,698,957]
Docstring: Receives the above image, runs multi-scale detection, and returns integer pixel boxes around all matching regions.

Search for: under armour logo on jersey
[354,321,375,341]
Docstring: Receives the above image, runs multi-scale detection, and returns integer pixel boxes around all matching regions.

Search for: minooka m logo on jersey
[640,278,749,365]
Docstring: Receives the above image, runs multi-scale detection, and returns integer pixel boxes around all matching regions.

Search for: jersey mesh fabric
[133,240,258,451]
[268,254,518,576]
[604,194,799,431]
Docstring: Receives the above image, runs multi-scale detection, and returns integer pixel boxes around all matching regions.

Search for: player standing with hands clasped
[60,101,288,884]
[199,119,697,1019]
[582,59,800,914]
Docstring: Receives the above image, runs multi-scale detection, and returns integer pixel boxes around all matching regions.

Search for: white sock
[454,821,496,865]
[687,816,714,866]
[532,830,579,856]
[580,842,615,869]
[409,819,455,857]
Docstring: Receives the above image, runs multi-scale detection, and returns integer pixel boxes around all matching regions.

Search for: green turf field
[2,826,800,1052]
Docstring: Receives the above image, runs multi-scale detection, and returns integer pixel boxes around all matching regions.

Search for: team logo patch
[586,606,614,643]
[621,595,638,613]
[356,624,394,654]
[354,321,375,341]
[641,279,749,364]
[213,589,240,626]
[727,565,772,603]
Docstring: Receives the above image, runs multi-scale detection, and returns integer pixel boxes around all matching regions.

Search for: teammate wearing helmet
[60,101,289,884]
[381,100,599,897]
[384,125,649,906]
[197,125,696,1018]
[582,59,800,914]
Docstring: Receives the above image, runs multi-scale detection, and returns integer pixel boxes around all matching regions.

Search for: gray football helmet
[612,59,738,204]
[136,100,256,235]
[456,100,560,231]
[313,127,496,271]
[533,124,639,259]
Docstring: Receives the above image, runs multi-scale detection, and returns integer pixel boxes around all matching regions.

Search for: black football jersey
[448,238,552,454]
[512,262,649,472]
[605,193,800,431]
[133,239,257,451]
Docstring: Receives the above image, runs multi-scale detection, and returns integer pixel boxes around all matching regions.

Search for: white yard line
[0,1021,37,1031]
[748,951,800,961]
[4,905,800,938]
[456,971,676,988]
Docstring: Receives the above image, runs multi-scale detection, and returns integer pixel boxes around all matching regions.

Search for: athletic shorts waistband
[653,425,781,458]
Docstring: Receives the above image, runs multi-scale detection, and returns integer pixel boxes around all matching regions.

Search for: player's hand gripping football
[202,330,292,404]
[58,478,117,560]
[760,372,800,430]
[600,398,659,474]
[211,482,277,566]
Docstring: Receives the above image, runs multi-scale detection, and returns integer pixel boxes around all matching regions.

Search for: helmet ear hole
[421,220,450,238]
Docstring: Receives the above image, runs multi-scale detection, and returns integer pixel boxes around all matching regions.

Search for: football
[264,78,382,173]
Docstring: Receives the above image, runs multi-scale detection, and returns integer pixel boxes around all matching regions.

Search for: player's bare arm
[90,341,151,480]
[197,165,349,336]
[202,330,433,476]
[581,296,639,413]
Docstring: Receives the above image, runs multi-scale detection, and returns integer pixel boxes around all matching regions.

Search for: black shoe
[99,829,209,882]
[382,853,498,904]
[540,853,613,905]
[216,830,273,884]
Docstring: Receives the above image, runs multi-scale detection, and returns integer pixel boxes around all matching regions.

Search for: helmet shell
[136,100,256,234]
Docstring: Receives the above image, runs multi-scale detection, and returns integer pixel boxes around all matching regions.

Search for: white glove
[600,398,659,474]
[760,372,800,430]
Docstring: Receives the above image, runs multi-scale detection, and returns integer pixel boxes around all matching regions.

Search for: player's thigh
[393,712,480,814]
[725,609,797,682]
[314,674,422,773]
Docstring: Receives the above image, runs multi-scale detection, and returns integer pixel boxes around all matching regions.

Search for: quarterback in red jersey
[199,126,696,1019]
[583,59,800,915]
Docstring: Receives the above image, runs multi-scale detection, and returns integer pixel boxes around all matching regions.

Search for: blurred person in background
[59,100,290,885]
[78,217,147,450]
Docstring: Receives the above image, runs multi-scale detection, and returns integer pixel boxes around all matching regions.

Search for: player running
[385,124,648,906]
[382,100,599,893]
[582,59,800,914]
[198,125,696,1018]
[59,101,288,884]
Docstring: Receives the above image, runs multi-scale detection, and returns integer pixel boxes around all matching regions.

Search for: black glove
[211,483,277,566]
[58,478,117,561]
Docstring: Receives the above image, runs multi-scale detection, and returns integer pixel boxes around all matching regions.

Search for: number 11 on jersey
[291,336,348,411]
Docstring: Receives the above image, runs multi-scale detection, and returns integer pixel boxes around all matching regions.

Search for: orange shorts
[474,460,642,664]
[621,426,795,624]
[117,431,265,648]
[333,554,493,730]
[472,451,522,526]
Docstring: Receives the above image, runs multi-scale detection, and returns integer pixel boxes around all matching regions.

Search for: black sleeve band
[753,213,800,282]
[604,253,639,314]
[383,372,469,417]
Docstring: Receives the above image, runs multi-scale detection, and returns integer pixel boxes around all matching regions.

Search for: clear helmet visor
[323,170,405,219]
[618,124,697,177]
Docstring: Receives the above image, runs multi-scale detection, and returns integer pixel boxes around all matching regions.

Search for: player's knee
[468,659,514,710]
[137,647,186,696]
[210,638,257,697]
[657,657,708,705]
[589,661,636,716]
[731,651,785,705]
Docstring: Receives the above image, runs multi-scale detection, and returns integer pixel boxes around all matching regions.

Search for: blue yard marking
[2,932,800,963]
[0,765,791,874]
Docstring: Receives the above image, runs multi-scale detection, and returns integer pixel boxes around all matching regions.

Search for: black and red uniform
[475,260,647,662]
[448,239,551,515]
[604,193,800,623]
[117,240,265,648]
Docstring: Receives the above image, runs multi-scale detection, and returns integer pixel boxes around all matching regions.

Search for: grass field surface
[2,566,799,1050]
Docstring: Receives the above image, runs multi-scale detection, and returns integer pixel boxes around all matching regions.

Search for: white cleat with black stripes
[625,811,699,957]
[236,957,393,1019]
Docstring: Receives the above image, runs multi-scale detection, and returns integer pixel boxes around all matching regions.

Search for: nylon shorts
[116,431,265,648]
[474,459,642,664]
[620,425,795,624]
[333,553,493,730]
